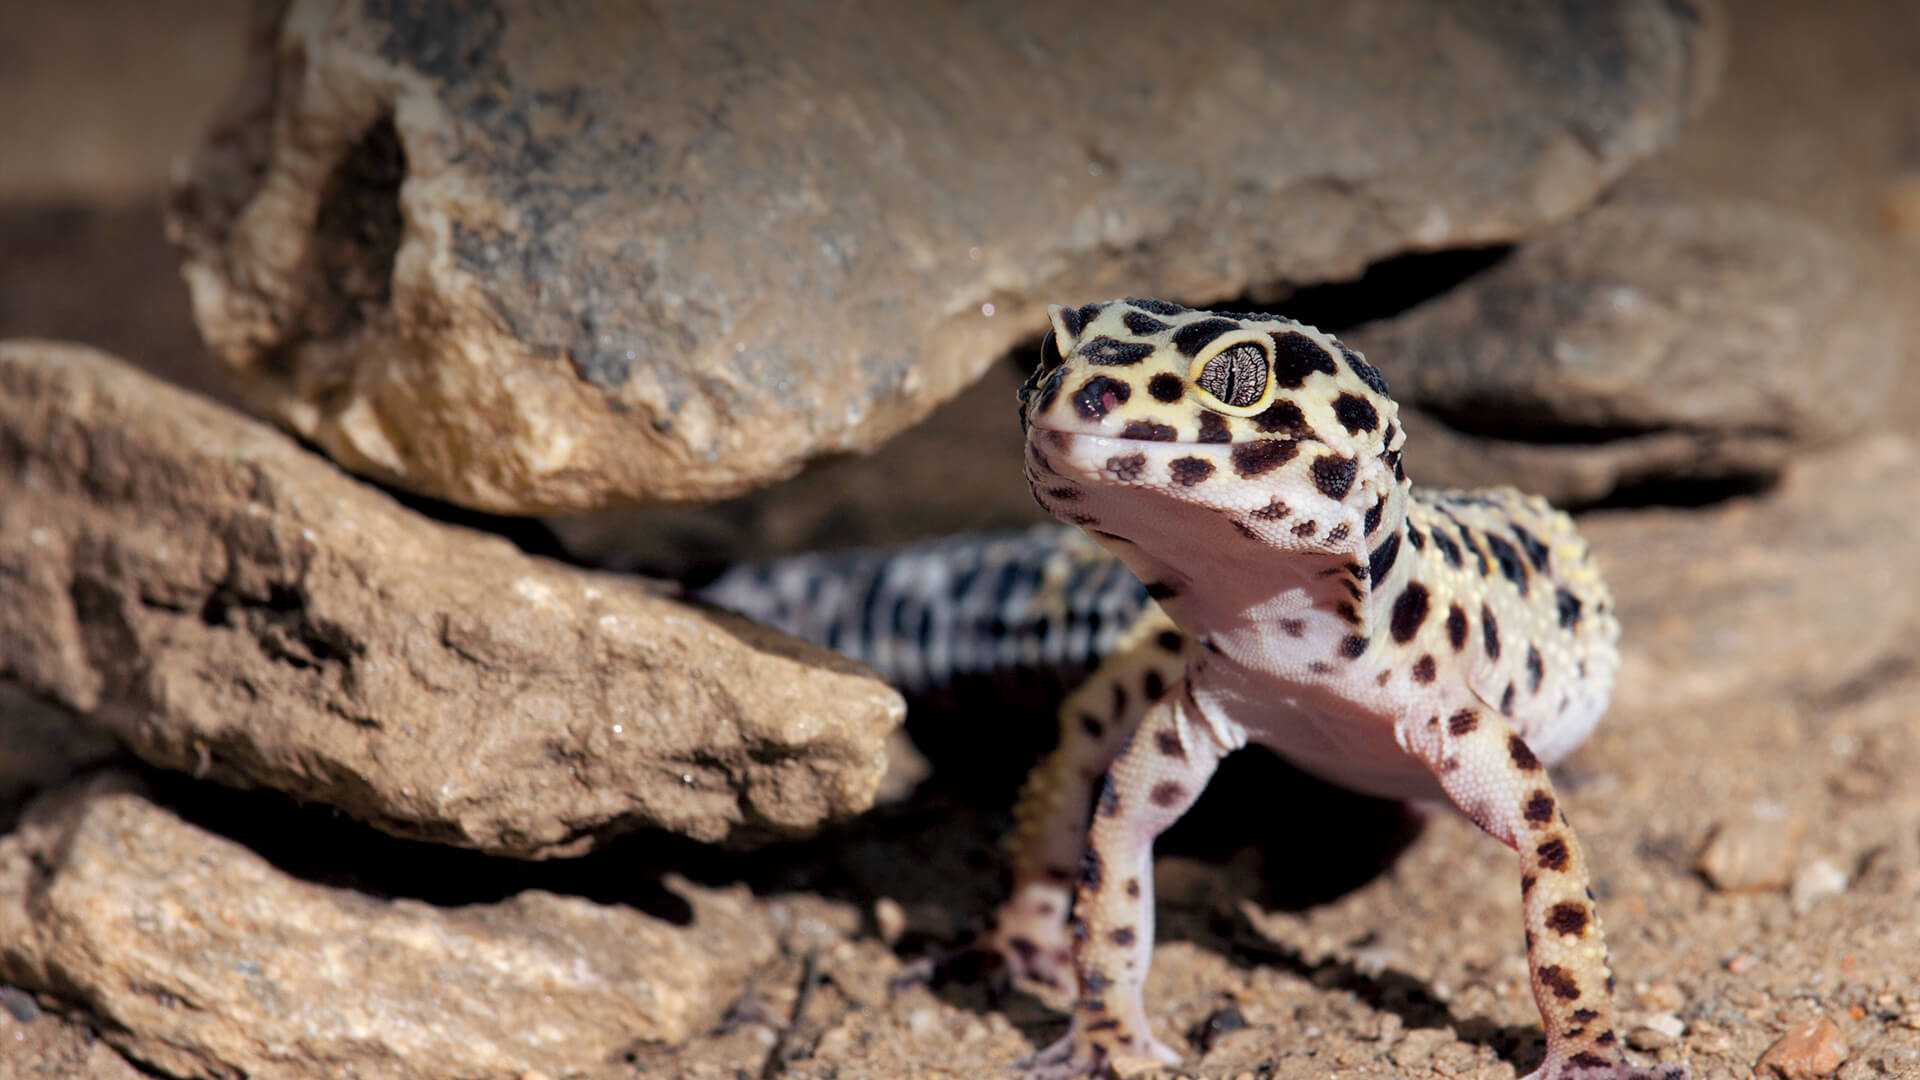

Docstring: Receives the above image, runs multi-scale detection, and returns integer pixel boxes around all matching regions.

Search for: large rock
[0,774,780,1079]
[170,0,1722,512]
[1593,434,1920,716]
[0,343,903,852]
[1351,194,1902,504]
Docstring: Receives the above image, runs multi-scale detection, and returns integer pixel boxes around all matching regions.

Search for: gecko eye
[1193,342,1270,410]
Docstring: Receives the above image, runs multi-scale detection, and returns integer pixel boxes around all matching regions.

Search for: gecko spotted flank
[1000,299,1687,1080]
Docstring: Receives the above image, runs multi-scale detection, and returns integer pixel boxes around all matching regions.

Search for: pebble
[1754,1016,1849,1079]
[1696,811,1803,892]
[873,897,907,946]
[1628,1012,1686,1050]
[1789,859,1849,912]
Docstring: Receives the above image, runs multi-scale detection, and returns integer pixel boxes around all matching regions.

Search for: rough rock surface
[1350,195,1902,505]
[0,343,903,852]
[1589,434,1920,717]
[0,774,781,1079]
[169,0,1722,512]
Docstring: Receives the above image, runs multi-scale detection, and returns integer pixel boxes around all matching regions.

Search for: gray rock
[0,343,903,853]
[169,0,1723,512]
[1351,195,1902,503]
[0,774,780,1079]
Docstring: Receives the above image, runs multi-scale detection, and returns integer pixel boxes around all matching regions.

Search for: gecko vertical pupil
[1196,343,1268,408]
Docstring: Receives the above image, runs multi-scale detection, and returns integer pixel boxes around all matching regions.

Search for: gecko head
[1017,299,1408,565]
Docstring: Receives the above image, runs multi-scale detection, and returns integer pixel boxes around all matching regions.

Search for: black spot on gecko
[1368,531,1402,584]
[1196,410,1232,443]
[1150,781,1186,807]
[1524,790,1556,824]
[1446,604,1468,650]
[1362,496,1385,536]
[1057,304,1089,337]
[1556,587,1583,629]
[1430,528,1463,568]
[1082,337,1156,366]
[1484,533,1529,594]
[1336,601,1361,625]
[1231,439,1298,477]
[1538,964,1581,1000]
[1279,618,1306,637]
[1108,926,1136,946]
[1481,604,1502,660]
[1536,836,1570,871]
[1412,655,1436,683]
[1032,366,1067,415]
[1570,1051,1612,1069]
[1248,403,1305,441]
[1125,877,1140,897]
[1500,682,1516,716]
[1406,524,1426,550]
[1337,344,1390,395]
[1147,372,1185,403]
[1170,457,1215,486]
[1110,683,1128,720]
[1142,670,1165,701]
[1573,1008,1599,1025]
[1332,392,1380,434]
[1512,524,1552,572]
[1311,454,1358,500]
[1547,902,1590,936]
[1448,709,1479,736]
[1509,734,1542,771]
[1097,780,1119,817]
[1340,635,1368,659]
[1126,298,1187,316]
[1326,523,1351,543]
[1293,520,1318,538]
[1172,318,1243,357]
[1250,497,1289,520]
[1079,847,1103,890]
[1390,582,1429,643]
[1121,310,1171,336]
[1156,630,1184,653]
[1269,331,1340,387]
[1121,420,1177,441]
[1080,713,1104,738]
[1526,644,1544,692]
[1145,581,1179,600]
[1107,452,1146,481]
[1155,729,1185,759]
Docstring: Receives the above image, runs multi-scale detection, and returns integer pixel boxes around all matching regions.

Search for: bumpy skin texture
[1007,299,1687,1080]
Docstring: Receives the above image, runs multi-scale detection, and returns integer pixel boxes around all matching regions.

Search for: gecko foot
[1019,1028,1181,1080]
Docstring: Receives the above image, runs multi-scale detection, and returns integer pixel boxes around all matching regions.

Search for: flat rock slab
[0,343,903,853]
[1353,194,1902,504]
[170,0,1721,512]
[0,774,780,1079]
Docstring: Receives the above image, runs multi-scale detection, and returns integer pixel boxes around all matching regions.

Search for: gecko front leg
[1398,705,1690,1080]
[993,608,1185,997]
[1022,680,1235,1080]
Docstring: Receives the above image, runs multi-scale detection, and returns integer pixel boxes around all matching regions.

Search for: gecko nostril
[1074,375,1132,421]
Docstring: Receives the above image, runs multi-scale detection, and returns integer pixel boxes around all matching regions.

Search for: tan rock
[1592,435,1920,715]
[0,343,902,852]
[1353,196,1902,505]
[169,0,1721,512]
[0,774,780,1080]
[1754,1016,1849,1080]
[1695,811,1804,893]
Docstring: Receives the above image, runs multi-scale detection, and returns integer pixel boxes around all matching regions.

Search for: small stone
[873,897,908,947]
[1754,1016,1849,1080]
[1788,859,1849,913]
[1628,1024,1677,1051]
[1391,1027,1454,1068]
[1696,809,1803,892]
